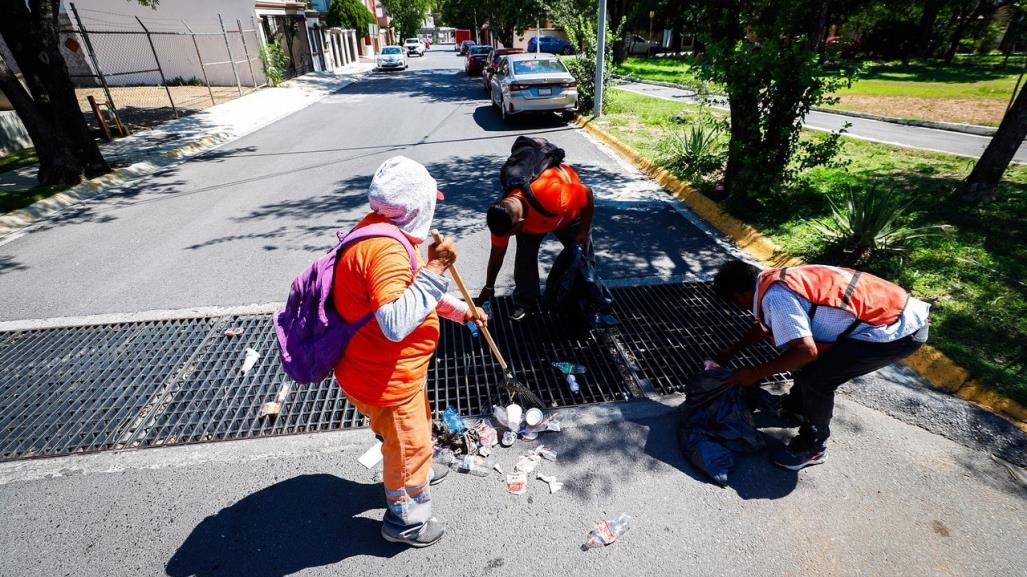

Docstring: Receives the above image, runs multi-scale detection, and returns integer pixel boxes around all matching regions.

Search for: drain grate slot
[0,282,789,461]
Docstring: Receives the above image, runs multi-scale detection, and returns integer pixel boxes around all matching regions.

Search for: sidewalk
[0,62,375,238]
[613,80,1027,163]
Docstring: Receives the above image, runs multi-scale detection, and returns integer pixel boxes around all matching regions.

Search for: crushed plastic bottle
[482,301,494,320]
[552,362,587,375]
[466,321,480,338]
[584,513,632,549]
[565,374,580,394]
[443,406,466,434]
[450,454,493,477]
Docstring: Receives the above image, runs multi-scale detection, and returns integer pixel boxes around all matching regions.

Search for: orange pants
[346,386,433,531]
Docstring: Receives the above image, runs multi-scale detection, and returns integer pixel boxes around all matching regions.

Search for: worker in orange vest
[712,260,930,471]
[477,159,595,320]
[334,156,485,547]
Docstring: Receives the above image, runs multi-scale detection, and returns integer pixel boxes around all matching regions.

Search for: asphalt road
[0,48,1024,577]
[615,81,1027,163]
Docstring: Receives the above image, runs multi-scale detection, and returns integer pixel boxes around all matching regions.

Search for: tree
[0,1,114,186]
[326,0,375,32]
[963,81,1027,202]
[700,0,853,209]
[437,0,534,47]
[380,0,432,39]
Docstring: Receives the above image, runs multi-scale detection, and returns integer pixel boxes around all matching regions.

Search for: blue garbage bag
[678,368,765,486]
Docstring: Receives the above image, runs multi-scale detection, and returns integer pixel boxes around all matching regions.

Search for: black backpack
[499,136,566,217]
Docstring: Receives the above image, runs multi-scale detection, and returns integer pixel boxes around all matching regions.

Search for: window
[512,58,567,75]
[382,47,402,54]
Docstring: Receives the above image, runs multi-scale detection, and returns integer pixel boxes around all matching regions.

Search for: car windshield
[382,47,401,55]
[405,39,419,44]
[512,59,567,75]
[471,46,492,55]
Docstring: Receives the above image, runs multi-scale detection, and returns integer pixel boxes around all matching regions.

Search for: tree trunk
[917,0,942,58]
[963,81,1027,202]
[0,1,110,184]
[943,1,982,64]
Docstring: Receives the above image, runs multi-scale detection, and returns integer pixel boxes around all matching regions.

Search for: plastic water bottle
[442,406,466,433]
[482,301,493,320]
[584,513,632,549]
[466,320,480,338]
[565,374,580,394]
[450,454,493,477]
[552,362,586,375]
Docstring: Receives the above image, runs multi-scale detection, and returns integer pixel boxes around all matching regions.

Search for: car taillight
[509,84,530,92]
[561,81,577,88]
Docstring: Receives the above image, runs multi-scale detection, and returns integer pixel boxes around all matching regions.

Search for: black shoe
[510,306,527,321]
[772,444,827,470]
[381,517,446,548]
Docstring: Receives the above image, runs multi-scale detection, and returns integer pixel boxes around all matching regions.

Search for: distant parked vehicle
[489,52,578,122]
[626,34,660,56]
[526,35,575,55]
[482,48,526,93]
[404,37,425,56]
[377,46,407,71]
[454,29,472,49]
[465,45,493,76]
[458,39,476,56]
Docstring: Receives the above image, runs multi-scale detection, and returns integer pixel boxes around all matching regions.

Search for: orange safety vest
[754,265,909,348]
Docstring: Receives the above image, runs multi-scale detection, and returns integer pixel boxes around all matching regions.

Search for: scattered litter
[535,445,558,461]
[584,513,632,549]
[506,471,528,495]
[241,348,260,374]
[505,403,523,430]
[704,359,722,370]
[520,427,539,441]
[552,362,586,375]
[475,421,498,448]
[514,454,541,474]
[565,374,580,394]
[525,407,544,427]
[258,382,291,419]
[451,454,492,477]
[536,473,564,494]
[443,406,466,434]
[493,462,504,474]
[358,441,384,468]
[479,445,492,457]
[501,431,516,447]
[466,320,480,338]
[224,327,245,338]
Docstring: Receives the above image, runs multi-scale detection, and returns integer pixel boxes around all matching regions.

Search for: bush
[554,10,622,115]
[658,108,727,182]
[260,41,289,86]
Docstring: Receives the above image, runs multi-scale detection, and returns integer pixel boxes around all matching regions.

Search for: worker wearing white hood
[332,156,486,548]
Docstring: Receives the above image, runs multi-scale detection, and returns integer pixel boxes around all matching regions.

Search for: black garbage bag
[543,244,618,327]
[678,368,765,486]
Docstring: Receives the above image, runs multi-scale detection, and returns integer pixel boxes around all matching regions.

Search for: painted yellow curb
[575,115,1027,429]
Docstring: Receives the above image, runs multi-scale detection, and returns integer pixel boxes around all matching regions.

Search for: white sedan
[489,53,578,122]
[377,46,407,71]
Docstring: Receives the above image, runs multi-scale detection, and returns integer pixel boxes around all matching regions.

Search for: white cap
[367,156,444,243]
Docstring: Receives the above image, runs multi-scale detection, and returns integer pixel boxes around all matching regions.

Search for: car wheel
[491,89,499,110]
[500,97,509,122]
[562,46,573,55]
[561,110,576,122]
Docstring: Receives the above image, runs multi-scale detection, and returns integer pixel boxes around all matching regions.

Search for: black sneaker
[510,306,527,321]
[771,444,827,471]
[381,517,446,548]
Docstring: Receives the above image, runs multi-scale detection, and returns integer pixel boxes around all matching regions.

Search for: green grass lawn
[835,59,1022,99]
[601,88,1027,405]
[0,146,71,214]
[613,56,701,87]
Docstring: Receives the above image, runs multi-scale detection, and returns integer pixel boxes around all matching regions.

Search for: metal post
[594,0,607,117]
[237,19,258,88]
[69,3,128,134]
[135,16,177,117]
[183,22,216,106]
[219,14,244,96]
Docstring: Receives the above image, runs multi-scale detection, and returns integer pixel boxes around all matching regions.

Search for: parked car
[526,35,575,55]
[482,48,526,93]
[404,37,425,57]
[489,53,577,122]
[458,39,476,56]
[465,45,493,76]
[377,46,407,71]
[626,34,660,56]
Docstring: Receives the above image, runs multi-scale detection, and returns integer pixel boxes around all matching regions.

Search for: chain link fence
[59,5,267,134]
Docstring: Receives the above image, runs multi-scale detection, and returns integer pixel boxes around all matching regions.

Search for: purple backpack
[274,223,417,384]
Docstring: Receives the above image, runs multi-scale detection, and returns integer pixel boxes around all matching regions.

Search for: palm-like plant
[812,187,950,264]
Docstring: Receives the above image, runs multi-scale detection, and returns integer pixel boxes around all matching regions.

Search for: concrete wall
[0,111,31,156]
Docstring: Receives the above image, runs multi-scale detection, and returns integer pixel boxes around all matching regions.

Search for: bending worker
[477,140,595,320]
[712,260,930,471]
[334,156,485,547]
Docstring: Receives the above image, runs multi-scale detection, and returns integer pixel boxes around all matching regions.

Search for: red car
[465,45,493,76]
[482,47,526,92]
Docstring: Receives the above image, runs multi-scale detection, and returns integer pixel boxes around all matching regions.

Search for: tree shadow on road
[165,474,401,577]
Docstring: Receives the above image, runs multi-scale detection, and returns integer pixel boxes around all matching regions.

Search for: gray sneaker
[381,517,446,548]
[429,462,449,486]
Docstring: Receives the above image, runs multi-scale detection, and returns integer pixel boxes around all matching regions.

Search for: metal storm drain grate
[0,282,789,462]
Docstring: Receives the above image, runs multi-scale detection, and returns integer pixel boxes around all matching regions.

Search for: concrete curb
[574,115,1027,431]
[612,75,999,137]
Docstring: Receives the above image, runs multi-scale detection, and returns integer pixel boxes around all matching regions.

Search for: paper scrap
[358,441,384,468]
[515,454,540,473]
[506,471,528,495]
[537,473,564,494]
[241,348,260,374]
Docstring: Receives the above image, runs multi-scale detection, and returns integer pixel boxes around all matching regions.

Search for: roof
[504,52,561,62]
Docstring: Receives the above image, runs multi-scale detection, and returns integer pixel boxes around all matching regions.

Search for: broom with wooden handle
[431,230,545,409]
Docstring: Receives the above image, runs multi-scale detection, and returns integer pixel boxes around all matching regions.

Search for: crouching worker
[334,157,485,547]
[712,260,930,471]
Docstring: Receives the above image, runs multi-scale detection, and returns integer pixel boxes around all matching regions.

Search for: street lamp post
[594,0,607,116]
[649,10,655,43]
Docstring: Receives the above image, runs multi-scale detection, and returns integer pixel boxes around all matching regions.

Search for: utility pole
[537,15,541,53]
[649,10,655,43]
[594,0,607,116]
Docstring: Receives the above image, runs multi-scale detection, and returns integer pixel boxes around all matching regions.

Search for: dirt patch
[74,85,259,131]
[830,95,1007,127]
